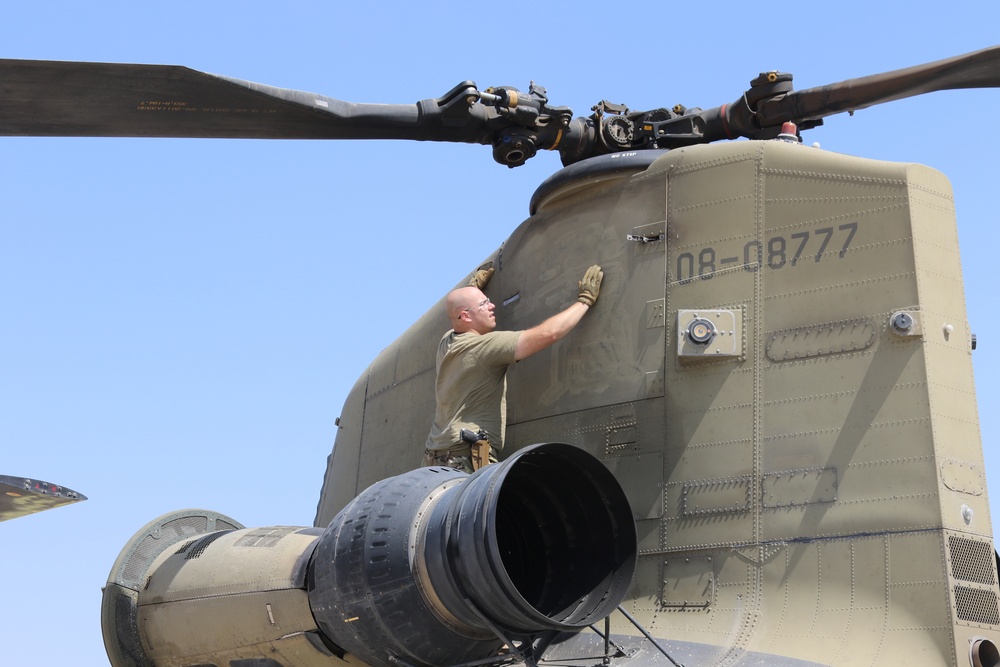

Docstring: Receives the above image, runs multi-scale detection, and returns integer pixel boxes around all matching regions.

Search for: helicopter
[3,42,1000,667]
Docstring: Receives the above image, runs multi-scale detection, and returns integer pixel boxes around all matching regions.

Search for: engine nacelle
[101,443,636,667]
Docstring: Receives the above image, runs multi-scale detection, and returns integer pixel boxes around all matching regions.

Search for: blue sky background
[2,3,1000,664]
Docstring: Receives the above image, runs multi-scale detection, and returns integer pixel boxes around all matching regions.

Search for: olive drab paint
[319,140,999,667]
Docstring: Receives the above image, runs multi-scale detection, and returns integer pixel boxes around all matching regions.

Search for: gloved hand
[577,264,604,306]
[468,264,494,289]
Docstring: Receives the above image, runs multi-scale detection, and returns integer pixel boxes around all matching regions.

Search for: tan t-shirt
[425,329,521,452]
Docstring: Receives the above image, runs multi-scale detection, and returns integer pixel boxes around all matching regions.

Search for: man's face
[465,291,496,333]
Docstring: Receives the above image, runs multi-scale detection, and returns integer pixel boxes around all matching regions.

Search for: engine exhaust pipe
[309,442,637,667]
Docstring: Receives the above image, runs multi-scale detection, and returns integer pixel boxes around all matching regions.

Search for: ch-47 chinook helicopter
[3,44,1000,667]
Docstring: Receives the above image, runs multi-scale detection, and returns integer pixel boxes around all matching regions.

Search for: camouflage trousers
[421,447,498,474]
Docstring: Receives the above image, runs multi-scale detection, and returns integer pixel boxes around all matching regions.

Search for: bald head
[445,286,496,334]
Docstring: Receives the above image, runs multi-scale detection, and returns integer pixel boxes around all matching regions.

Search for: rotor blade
[0,59,487,141]
[755,45,1000,127]
[0,475,86,522]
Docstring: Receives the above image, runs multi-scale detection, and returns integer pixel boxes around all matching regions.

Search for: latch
[626,233,665,244]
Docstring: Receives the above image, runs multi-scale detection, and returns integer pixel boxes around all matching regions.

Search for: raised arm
[514,265,602,361]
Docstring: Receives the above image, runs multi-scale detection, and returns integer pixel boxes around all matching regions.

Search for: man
[422,264,603,473]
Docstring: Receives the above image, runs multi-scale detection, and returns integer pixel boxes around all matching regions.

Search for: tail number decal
[675,222,858,284]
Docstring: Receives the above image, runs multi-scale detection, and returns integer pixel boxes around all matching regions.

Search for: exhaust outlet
[308,442,636,667]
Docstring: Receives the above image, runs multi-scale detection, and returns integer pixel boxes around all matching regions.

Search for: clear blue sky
[3,3,1000,664]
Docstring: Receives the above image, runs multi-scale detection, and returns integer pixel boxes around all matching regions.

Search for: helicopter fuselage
[316,138,999,667]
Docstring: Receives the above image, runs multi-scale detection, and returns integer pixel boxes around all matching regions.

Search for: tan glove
[577,264,604,306]
[468,264,495,290]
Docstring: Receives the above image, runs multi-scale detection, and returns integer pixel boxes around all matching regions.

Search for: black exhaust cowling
[307,442,637,667]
